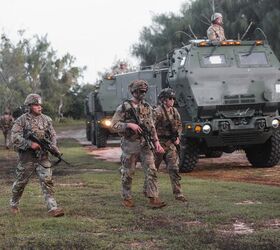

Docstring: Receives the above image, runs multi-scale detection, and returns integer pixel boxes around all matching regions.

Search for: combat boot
[148,197,166,209]
[175,196,188,203]
[122,199,135,208]
[48,207,64,217]
[10,206,20,214]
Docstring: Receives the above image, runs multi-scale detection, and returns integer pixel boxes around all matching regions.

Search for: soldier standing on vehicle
[153,88,187,202]
[0,110,14,149]
[207,12,226,42]
[111,80,166,209]
[10,93,64,217]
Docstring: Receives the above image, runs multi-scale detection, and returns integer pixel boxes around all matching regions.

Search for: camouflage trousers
[151,141,184,198]
[120,138,159,200]
[2,129,11,148]
[10,154,58,211]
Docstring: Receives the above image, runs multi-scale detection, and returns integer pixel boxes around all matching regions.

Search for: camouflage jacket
[0,114,14,131]
[111,99,158,141]
[153,105,182,140]
[11,112,57,152]
[207,24,226,41]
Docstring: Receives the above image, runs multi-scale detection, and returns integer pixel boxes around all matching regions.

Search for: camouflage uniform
[0,112,14,149]
[112,99,160,200]
[153,104,184,198]
[207,24,226,41]
[10,94,62,213]
[207,13,226,42]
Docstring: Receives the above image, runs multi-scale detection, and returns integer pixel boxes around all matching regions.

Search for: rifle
[26,131,74,167]
[127,101,156,153]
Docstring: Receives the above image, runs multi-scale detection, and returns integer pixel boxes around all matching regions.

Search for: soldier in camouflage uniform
[207,12,226,42]
[10,94,64,217]
[111,80,166,209]
[153,88,187,202]
[0,110,14,149]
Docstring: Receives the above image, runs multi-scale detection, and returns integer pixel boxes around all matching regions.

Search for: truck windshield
[202,55,226,65]
[239,52,268,65]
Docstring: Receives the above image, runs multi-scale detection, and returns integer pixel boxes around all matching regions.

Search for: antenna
[240,21,253,40]
[188,25,197,40]
[209,0,215,13]
[255,27,268,44]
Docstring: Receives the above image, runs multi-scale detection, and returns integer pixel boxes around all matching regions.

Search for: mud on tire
[179,138,199,173]
[245,129,280,168]
[95,124,108,148]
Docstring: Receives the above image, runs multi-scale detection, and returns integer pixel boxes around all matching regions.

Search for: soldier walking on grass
[111,80,166,209]
[0,110,14,149]
[10,93,64,217]
[153,88,187,202]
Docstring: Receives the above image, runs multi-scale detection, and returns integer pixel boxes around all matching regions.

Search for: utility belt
[159,135,175,140]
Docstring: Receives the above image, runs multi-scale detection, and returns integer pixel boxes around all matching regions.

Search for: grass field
[0,133,279,249]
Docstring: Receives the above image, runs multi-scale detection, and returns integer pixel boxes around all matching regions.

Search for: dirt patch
[85,146,121,163]
[187,152,280,187]
[218,220,254,235]
[235,200,262,205]
[129,239,160,250]
[264,219,280,229]
[56,182,86,187]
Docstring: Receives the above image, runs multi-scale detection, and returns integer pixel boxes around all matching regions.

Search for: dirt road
[60,129,280,187]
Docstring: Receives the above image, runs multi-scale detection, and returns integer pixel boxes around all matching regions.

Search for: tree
[132,0,280,65]
[0,31,85,118]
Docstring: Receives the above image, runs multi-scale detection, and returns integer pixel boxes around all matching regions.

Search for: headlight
[103,119,112,127]
[272,119,279,128]
[202,124,211,134]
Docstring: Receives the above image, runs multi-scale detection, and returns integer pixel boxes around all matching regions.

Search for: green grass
[53,118,86,132]
[0,137,279,249]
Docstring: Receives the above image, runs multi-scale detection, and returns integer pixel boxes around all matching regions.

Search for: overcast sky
[0,0,185,83]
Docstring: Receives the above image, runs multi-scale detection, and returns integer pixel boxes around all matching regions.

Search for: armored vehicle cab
[85,67,169,147]
[167,39,280,172]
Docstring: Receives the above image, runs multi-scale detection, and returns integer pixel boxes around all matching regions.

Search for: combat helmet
[24,93,42,106]
[128,80,148,94]
[211,12,223,22]
[158,88,176,100]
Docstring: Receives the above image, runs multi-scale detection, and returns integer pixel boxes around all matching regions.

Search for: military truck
[167,39,280,172]
[85,65,169,147]
[86,39,280,172]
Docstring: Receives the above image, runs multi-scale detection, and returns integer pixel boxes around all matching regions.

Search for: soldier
[111,80,166,209]
[153,88,187,202]
[10,93,64,217]
[207,12,226,42]
[0,110,14,149]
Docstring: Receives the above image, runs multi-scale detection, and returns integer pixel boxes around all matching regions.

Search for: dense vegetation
[132,0,280,65]
[0,32,95,119]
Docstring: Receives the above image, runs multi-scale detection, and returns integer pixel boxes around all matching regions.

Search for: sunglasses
[168,97,175,100]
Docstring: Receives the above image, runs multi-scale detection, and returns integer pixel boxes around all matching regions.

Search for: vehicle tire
[95,124,108,148]
[179,138,199,173]
[205,150,223,158]
[91,122,96,145]
[86,123,91,141]
[245,130,280,168]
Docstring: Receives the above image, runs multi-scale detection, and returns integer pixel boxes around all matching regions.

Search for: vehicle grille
[221,131,261,145]
[224,94,255,104]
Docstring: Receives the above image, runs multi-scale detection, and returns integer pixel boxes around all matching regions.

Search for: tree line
[0,31,95,119]
[132,0,280,66]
